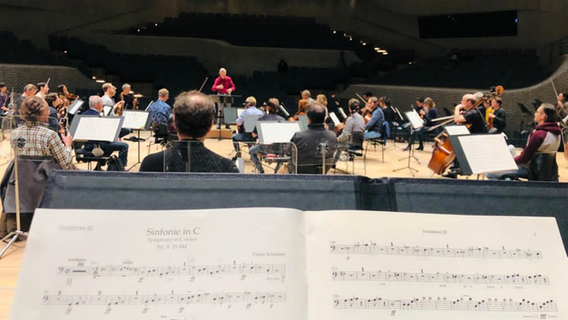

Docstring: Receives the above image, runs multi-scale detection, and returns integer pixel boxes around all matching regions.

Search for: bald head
[461,94,477,110]
[306,102,326,124]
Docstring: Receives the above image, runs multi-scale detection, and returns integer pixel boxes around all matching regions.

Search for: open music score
[331,270,550,285]
[42,291,286,308]
[330,242,543,259]
[333,296,557,312]
[57,262,286,280]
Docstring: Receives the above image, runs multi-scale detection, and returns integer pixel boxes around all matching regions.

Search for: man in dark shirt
[0,83,8,112]
[248,98,285,173]
[488,97,506,134]
[454,94,488,134]
[290,102,338,174]
[140,91,238,173]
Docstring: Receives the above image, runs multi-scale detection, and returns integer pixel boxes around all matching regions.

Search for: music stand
[449,134,517,176]
[394,111,422,176]
[209,94,242,140]
[298,115,309,131]
[388,106,405,149]
[67,99,84,115]
[70,115,124,143]
[121,110,152,170]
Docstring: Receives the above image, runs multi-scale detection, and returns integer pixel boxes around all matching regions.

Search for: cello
[427,86,504,175]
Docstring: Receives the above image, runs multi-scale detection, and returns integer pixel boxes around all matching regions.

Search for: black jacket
[290,124,338,174]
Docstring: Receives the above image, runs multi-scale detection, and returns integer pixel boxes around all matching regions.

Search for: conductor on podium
[211,68,236,129]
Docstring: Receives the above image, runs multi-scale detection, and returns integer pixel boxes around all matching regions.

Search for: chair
[528,153,558,181]
[343,131,364,175]
[364,122,390,164]
[147,123,170,154]
[74,142,110,171]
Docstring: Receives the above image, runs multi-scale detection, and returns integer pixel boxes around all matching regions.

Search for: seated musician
[301,90,314,104]
[100,83,131,138]
[82,96,129,168]
[556,92,568,124]
[334,98,365,162]
[487,103,560,180]
[232,96,264,158]
[487,97,507,134]
[15,84,38,115]
[120,83,138,110]
[290,98,309,121]
[0,82,8,113]
[364,96,385,140]
[140,91,238,173]
[454,94,488,134]
[44,93,63,133]
[404,97,437,151]
[249,98,286,173]
[291,102,338,174]
[147,88,172,126]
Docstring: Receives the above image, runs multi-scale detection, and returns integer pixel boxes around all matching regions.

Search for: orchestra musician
[15,84,38,115]
[83,96,129,168]
[289,98,309,121]
[487,103,560,180]
[0,82,8,113]
[364,96,385,140]
[44,93,62,133]
[211,67,236,129]
[232,96,263,159]
[362,92,373,103]
[101,83,131,138]
[147,88,171,127]
[334,98,365,162]
[120,83,138,111]
[454,94,488,134]
[487,97,507,134]
[557,92,568,123]
[248,98,286,173]
[404,97,437,151]
[301,90,314,104]
[57,84,77,107]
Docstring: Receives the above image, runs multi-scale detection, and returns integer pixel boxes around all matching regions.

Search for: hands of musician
[216,84,224,90]
[227,89,232,94]
[488,113,496,119]
[113,101,124,111]
[61,131,73,147]
[252,132,257,138]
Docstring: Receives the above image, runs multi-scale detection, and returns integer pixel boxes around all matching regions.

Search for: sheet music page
[93,118,122,142]
[258,122,301,144]
[103,106,112,116]
[329,113,341,126]
[10,208,307,320]
[73,117,101,141]
[457,135,517,174]
[123,111,149,129]
[305,210,567,320]
[405,111,424,128]
[445,125,471,135]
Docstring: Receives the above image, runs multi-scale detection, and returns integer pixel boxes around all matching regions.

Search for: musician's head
[158,88,169,101]
[298,99,309,113]
[102,83,116,96]
[57,84,67,95]
[219,68,227,78]
[316,94,328,107]
[301,90,311,100]
[558,93,567,103]
[461,94,476,110]
[23,84,38,97]
[45,93,62,108]
[121,83,131,95]
[0,83,6,93]
[20,96,49,123]
[491,97,502,109]
[266,98,280,114]
[368,97,379,109]
[306,102,326,125]
[244,96,256,107]
[363,92,373,101]
[37,82,46,91]
[173,90,215,140]
[378,97,390,108]
[89,95,103,112]
[348,99,361,114]
[423,97,435,109]
[416,97,424,107]
[535,103,557,125]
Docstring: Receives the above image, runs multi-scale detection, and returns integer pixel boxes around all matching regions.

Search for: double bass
[427,86,504,175]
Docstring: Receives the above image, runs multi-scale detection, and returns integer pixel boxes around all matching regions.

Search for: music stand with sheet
[208,94,242,140]
[102,106,112,116]
[122,111,152,169]
[68,100,84,115]
[449,134,517,176]
[224,107,238,124]
[70,115,123,143]
[257,122,301,145]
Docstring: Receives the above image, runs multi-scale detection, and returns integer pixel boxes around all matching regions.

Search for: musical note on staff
[331,269,550,285]
[57,262,286,279]
[42,291,286,307]
[329,242,543,259]
[333,296,557,312]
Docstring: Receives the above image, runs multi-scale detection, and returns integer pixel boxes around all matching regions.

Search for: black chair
[364,122,390,164]
[74,142,110,171]
[528,153,558,181]
[147,123,170,154]
[345,131,365,175]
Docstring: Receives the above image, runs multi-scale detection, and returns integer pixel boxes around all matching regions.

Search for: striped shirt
[10,121,72,169]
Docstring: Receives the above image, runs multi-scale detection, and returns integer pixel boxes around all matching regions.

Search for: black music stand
[121,110,152,171]
[394,111,422,176]
[209,94,241,140]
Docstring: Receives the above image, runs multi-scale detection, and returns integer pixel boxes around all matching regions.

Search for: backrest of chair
[528,153,558,181]
[350,131,364,149]
[382,121,390,140]
[152,122,169,136]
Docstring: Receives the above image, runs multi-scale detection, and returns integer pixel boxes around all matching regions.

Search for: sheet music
[68,100,84,115]
[445,125,471,136]
[457,134,517,174]
[10,208,306,320]
[122,111,150,129]
[329,113,341,126]
[103,106,112,116]
[257,122,300,144]
[73,117,121,142]
[405,111,424,128]
[305,211,567,320]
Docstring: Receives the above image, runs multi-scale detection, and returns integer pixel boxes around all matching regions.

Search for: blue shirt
[365,107,384,133]
[148,100,171,126]
[236,106,264,125]
[82,108,101,116]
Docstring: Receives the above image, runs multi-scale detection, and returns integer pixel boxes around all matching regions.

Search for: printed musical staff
[330,242,542,259]
[57,262,286,279]
[331,270,550,285]
[43,292,286,307]
[333,296,557,312]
